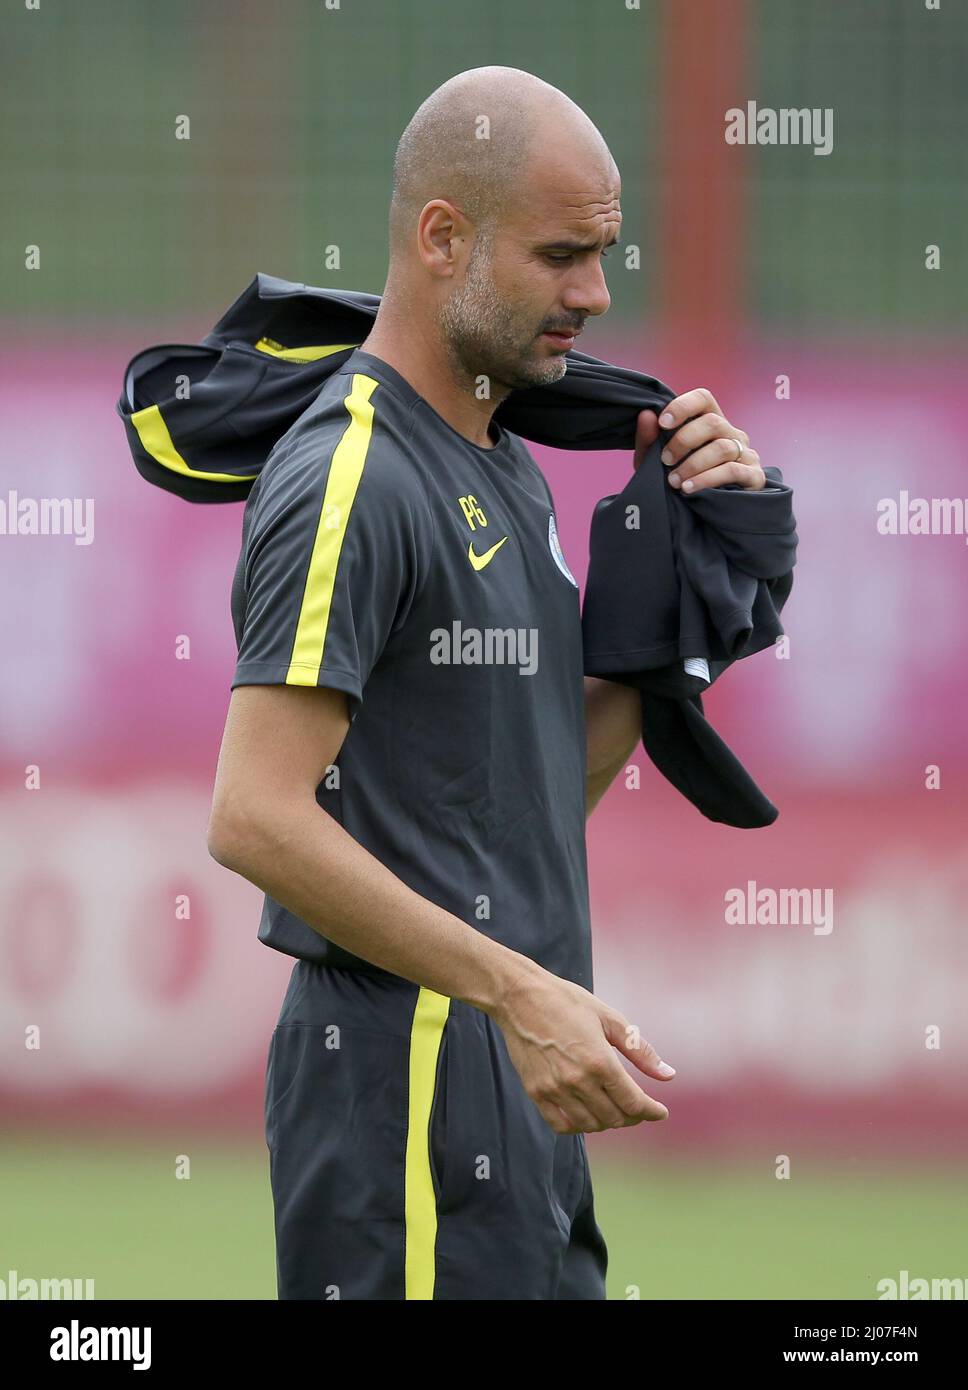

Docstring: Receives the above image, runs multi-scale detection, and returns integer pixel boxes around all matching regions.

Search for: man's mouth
[541,328,581,349]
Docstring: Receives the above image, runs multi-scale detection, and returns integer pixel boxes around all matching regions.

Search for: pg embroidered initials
[458,495,488,530]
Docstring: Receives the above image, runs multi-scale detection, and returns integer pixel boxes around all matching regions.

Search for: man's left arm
[585,676,641,817]
[584,390,768,817]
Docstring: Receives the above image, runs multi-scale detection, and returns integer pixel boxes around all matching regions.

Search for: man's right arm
[207,682,675,1135]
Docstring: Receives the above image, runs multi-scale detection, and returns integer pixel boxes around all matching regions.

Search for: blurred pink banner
[1,335,966,1144]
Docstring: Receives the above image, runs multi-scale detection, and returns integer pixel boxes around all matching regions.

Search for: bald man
[208,66,764,1301]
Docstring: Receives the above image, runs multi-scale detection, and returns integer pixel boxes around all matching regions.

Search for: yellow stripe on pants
[405,987,451,1300]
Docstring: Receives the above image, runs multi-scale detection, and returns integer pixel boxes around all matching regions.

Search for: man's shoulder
[240,382,428,554]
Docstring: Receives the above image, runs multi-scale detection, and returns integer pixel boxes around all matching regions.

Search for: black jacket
[117,273,797,826]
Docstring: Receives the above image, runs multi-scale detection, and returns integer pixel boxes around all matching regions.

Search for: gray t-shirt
[230,348,592,989]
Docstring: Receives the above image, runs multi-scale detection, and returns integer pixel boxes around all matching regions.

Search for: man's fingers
[533,1054,668,1132]
[657,387,722,432]
[597,1032,672,1122]
[536,1098,605,1135]
[654,399,764,493]
[536,1100,574,1134]
[670,455,764,494]
[540,1077,667,1131]
[557,1095,608,1133]
[602,1066,670,1123]
[660,412,747,468]
[563,1072,630,1130]
[667,436,759,486]
[603,1013,677,1080]
[532,1072,623,1133]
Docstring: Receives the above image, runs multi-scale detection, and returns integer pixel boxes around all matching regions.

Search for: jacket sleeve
[581,443,798,828]
[670,464,797,663]
[682,465,797,578]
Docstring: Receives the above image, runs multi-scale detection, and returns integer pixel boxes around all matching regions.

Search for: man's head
[387,67,621,394]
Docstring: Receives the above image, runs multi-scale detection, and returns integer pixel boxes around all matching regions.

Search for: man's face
[436,169,621,395]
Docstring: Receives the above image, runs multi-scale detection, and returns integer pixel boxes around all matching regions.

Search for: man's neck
[360,305,507,450]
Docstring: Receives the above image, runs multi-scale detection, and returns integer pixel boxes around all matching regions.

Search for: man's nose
[562,259,611,320]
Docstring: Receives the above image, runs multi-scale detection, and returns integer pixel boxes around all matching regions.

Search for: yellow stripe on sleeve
[285,372,380,686]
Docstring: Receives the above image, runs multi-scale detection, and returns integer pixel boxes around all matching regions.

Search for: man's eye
[544,250,611,264]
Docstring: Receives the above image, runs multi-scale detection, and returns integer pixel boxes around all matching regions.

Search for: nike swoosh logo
[467,536,509,571]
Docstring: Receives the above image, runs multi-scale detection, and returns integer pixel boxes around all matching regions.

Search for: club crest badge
[548,513,578,587]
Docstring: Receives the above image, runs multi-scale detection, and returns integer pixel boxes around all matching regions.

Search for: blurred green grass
[1,1136,964,1299]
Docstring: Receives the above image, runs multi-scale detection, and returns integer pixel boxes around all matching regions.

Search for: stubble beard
[437,235,568,397]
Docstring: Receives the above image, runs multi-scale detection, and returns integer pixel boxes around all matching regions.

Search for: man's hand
[488,962,675,1134]
[634,387,765,493]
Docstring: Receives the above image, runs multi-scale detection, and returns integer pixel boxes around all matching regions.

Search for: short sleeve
[231,441,432,719]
